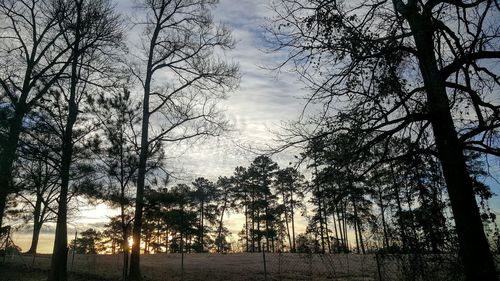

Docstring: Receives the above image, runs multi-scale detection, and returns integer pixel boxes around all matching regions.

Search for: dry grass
[0,264,113,281]
[3,253,379,281]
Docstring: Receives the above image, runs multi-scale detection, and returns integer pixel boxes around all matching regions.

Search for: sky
[10,0,500,253]
[12,0,313,253]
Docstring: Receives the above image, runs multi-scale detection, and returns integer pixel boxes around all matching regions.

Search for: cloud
[151,0,309,181]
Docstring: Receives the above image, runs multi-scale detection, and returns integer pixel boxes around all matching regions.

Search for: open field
[0,264,109,281]
[0,252,469,281]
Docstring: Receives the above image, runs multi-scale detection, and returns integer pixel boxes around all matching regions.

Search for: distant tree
[304,138,329,253]
[274,167,305,252]
[16,153,59,254]
[191,177,218,252]
[247,156,279,252]
[231,166,251,252]
[214,226,232,253]
[70,228,103,254]
[11,114,61,254]
[166,184,198,255]
[101,216,132,255]
[215,176,235,253]
[295,233,320,254]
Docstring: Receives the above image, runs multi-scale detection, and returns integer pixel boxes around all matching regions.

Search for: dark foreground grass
[0,264,115,281]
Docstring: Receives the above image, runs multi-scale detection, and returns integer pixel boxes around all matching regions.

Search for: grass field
[1,252,470,281]
[0,265,111,281]
[1,253,383,281]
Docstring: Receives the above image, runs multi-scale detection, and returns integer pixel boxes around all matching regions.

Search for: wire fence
[0,250,478,281]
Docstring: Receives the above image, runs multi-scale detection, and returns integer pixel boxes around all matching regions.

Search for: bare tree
[0,0,76,227]
[127,0,238,279]
[48,1,123,280]
[15,151,59,254]
[268,0,499,280]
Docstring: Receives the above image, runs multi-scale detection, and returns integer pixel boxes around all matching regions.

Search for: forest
[0,0,499,281]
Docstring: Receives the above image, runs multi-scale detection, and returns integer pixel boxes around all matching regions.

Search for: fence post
[262,248,267,281]
[375,252,383,281]
[278,250,282,281]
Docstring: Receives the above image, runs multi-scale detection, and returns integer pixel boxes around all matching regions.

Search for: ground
[0,253,463,281]
[0,264,112,281]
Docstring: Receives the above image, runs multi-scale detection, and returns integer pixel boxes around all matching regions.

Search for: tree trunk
[48,7,82,277]
[322,197,331,253]
[48,83,78,281]
[342,200,349,252]
[27,195,43,254]
[129,9,159,278]
[122,236,129,281]
[390,166,408,251]
[290,188,296,252]
[313,155,326,254]
[244,196,249,252]
[377,186,390,249]
[281,185,292,251]
[0,106,25,228]
[200,200,204,252]
[354,214,360,254]
[406,11,497,281]
[257,210,261,252]
[264,193,270,253]
[217,194,227,253]
[356,218,365,254]
[251,188,256,252]
[336,207,344,250]
[332,213,339,252]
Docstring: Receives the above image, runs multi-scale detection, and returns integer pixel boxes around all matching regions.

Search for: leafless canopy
[268,0,499,161]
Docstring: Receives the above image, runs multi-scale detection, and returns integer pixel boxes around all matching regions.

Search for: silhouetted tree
[274,167,305,252]
[0,0,75,228]
[86,88,140,279]
[49,1,123,280]
[231,166,251,251]
[269,1,499,279]
[191,177,218,252]
[70,228,103,254]
[247,156,279,252]
[127,0,238,278]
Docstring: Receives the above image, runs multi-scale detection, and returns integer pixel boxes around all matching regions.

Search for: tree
[165,183,197,281]
[231,166,251,251]
[101,215,132,255]
[16,148,59,254]
[191,177,217,252]
[0,0,75,227]
[215,176,235,253]
[49,1,123,280]
[247,156,279,252]
[269,1,499,279]
[8,111,62,254]
[128,1,238,279]
[86,88,140,279]
[274,167,305,252]
[70,228,103,254]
